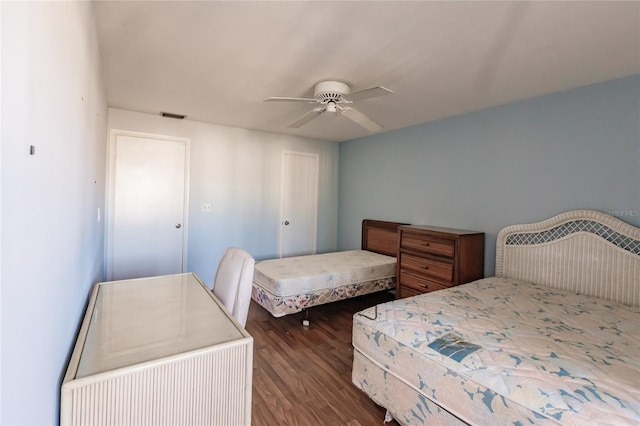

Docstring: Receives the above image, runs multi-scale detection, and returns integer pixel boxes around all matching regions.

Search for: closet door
[279,151,318,258]
[107,131,190,280]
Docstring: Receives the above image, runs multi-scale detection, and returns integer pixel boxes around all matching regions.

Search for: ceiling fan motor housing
[314,81,350,103]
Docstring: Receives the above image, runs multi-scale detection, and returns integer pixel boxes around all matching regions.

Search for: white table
[61,273,253,426]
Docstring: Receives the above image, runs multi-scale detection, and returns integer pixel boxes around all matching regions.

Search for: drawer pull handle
[423,266,429,270]
[422,243,430,246]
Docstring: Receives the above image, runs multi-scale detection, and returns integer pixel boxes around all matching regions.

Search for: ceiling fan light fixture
[265,80,393,132]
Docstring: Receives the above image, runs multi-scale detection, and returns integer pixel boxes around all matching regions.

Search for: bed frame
[353,209,640,425]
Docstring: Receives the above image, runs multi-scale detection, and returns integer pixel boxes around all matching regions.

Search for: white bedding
[252,250,396,317]
[254,250,395,296]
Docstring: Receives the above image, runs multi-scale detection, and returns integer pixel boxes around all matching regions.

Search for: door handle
[283,220,290,225]
[175,223,182,229]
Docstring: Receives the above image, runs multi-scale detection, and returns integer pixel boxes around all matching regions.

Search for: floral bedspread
[352,277,640,425]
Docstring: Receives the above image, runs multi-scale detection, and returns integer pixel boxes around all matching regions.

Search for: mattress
[252,250,396,317]
[352,277,640,425]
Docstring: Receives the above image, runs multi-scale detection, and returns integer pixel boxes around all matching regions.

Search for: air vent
[316,92,345,102]
[160,111,186,119]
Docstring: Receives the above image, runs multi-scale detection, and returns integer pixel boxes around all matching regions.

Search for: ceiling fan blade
[342,107,383,132]
[349,86,394,102]
[287,108,323,128]
[264,97,317,103]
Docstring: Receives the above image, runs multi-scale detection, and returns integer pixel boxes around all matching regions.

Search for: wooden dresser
[396,225,485,299]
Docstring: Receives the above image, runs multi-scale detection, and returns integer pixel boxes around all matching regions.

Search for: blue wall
[338,75,640,275]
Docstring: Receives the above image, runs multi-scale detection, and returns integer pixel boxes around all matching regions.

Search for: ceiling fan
[264,80,393,132]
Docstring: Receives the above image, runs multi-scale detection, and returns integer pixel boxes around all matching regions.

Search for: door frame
[105,129,191,281]
[279,150,319,258]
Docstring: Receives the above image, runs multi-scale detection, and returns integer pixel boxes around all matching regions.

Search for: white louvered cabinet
[61,273,253,426]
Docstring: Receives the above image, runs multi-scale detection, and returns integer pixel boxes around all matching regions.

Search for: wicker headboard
[496,210,640,306]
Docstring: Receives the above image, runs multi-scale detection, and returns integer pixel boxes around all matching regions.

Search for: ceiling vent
[160,111,186,119]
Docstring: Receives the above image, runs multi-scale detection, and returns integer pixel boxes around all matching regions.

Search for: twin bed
[352,210,639,425]
[251,219,405,318]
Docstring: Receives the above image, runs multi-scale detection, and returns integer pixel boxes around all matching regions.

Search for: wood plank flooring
[245,291,400,426]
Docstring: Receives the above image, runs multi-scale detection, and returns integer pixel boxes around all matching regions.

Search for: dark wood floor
[245,291,400,426]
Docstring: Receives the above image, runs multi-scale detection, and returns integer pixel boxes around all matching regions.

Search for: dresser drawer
[401,253,453,282]
[399,270,449,293]
[401,235,455,257]
[397,284,424,299]
[395,225,484,300]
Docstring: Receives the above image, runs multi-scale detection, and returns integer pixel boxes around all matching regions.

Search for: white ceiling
[93,1,640,142]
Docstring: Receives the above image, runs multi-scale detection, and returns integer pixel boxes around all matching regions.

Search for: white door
[107,131,189,281]
[280,151,318,258]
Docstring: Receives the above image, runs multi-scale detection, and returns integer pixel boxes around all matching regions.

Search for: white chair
[212,247,255,327]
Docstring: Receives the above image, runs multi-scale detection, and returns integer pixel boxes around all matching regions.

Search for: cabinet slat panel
[65,344,249,426]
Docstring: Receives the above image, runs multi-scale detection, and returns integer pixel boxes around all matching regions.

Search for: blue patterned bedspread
[352,277,640,424]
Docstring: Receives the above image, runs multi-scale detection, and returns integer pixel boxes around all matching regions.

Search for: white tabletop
[76,273,244,378]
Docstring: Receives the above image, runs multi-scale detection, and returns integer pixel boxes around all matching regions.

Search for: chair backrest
[212,247,255,327]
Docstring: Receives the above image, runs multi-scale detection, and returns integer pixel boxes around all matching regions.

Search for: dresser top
[76,273,246,378]
[400,224,484,236]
